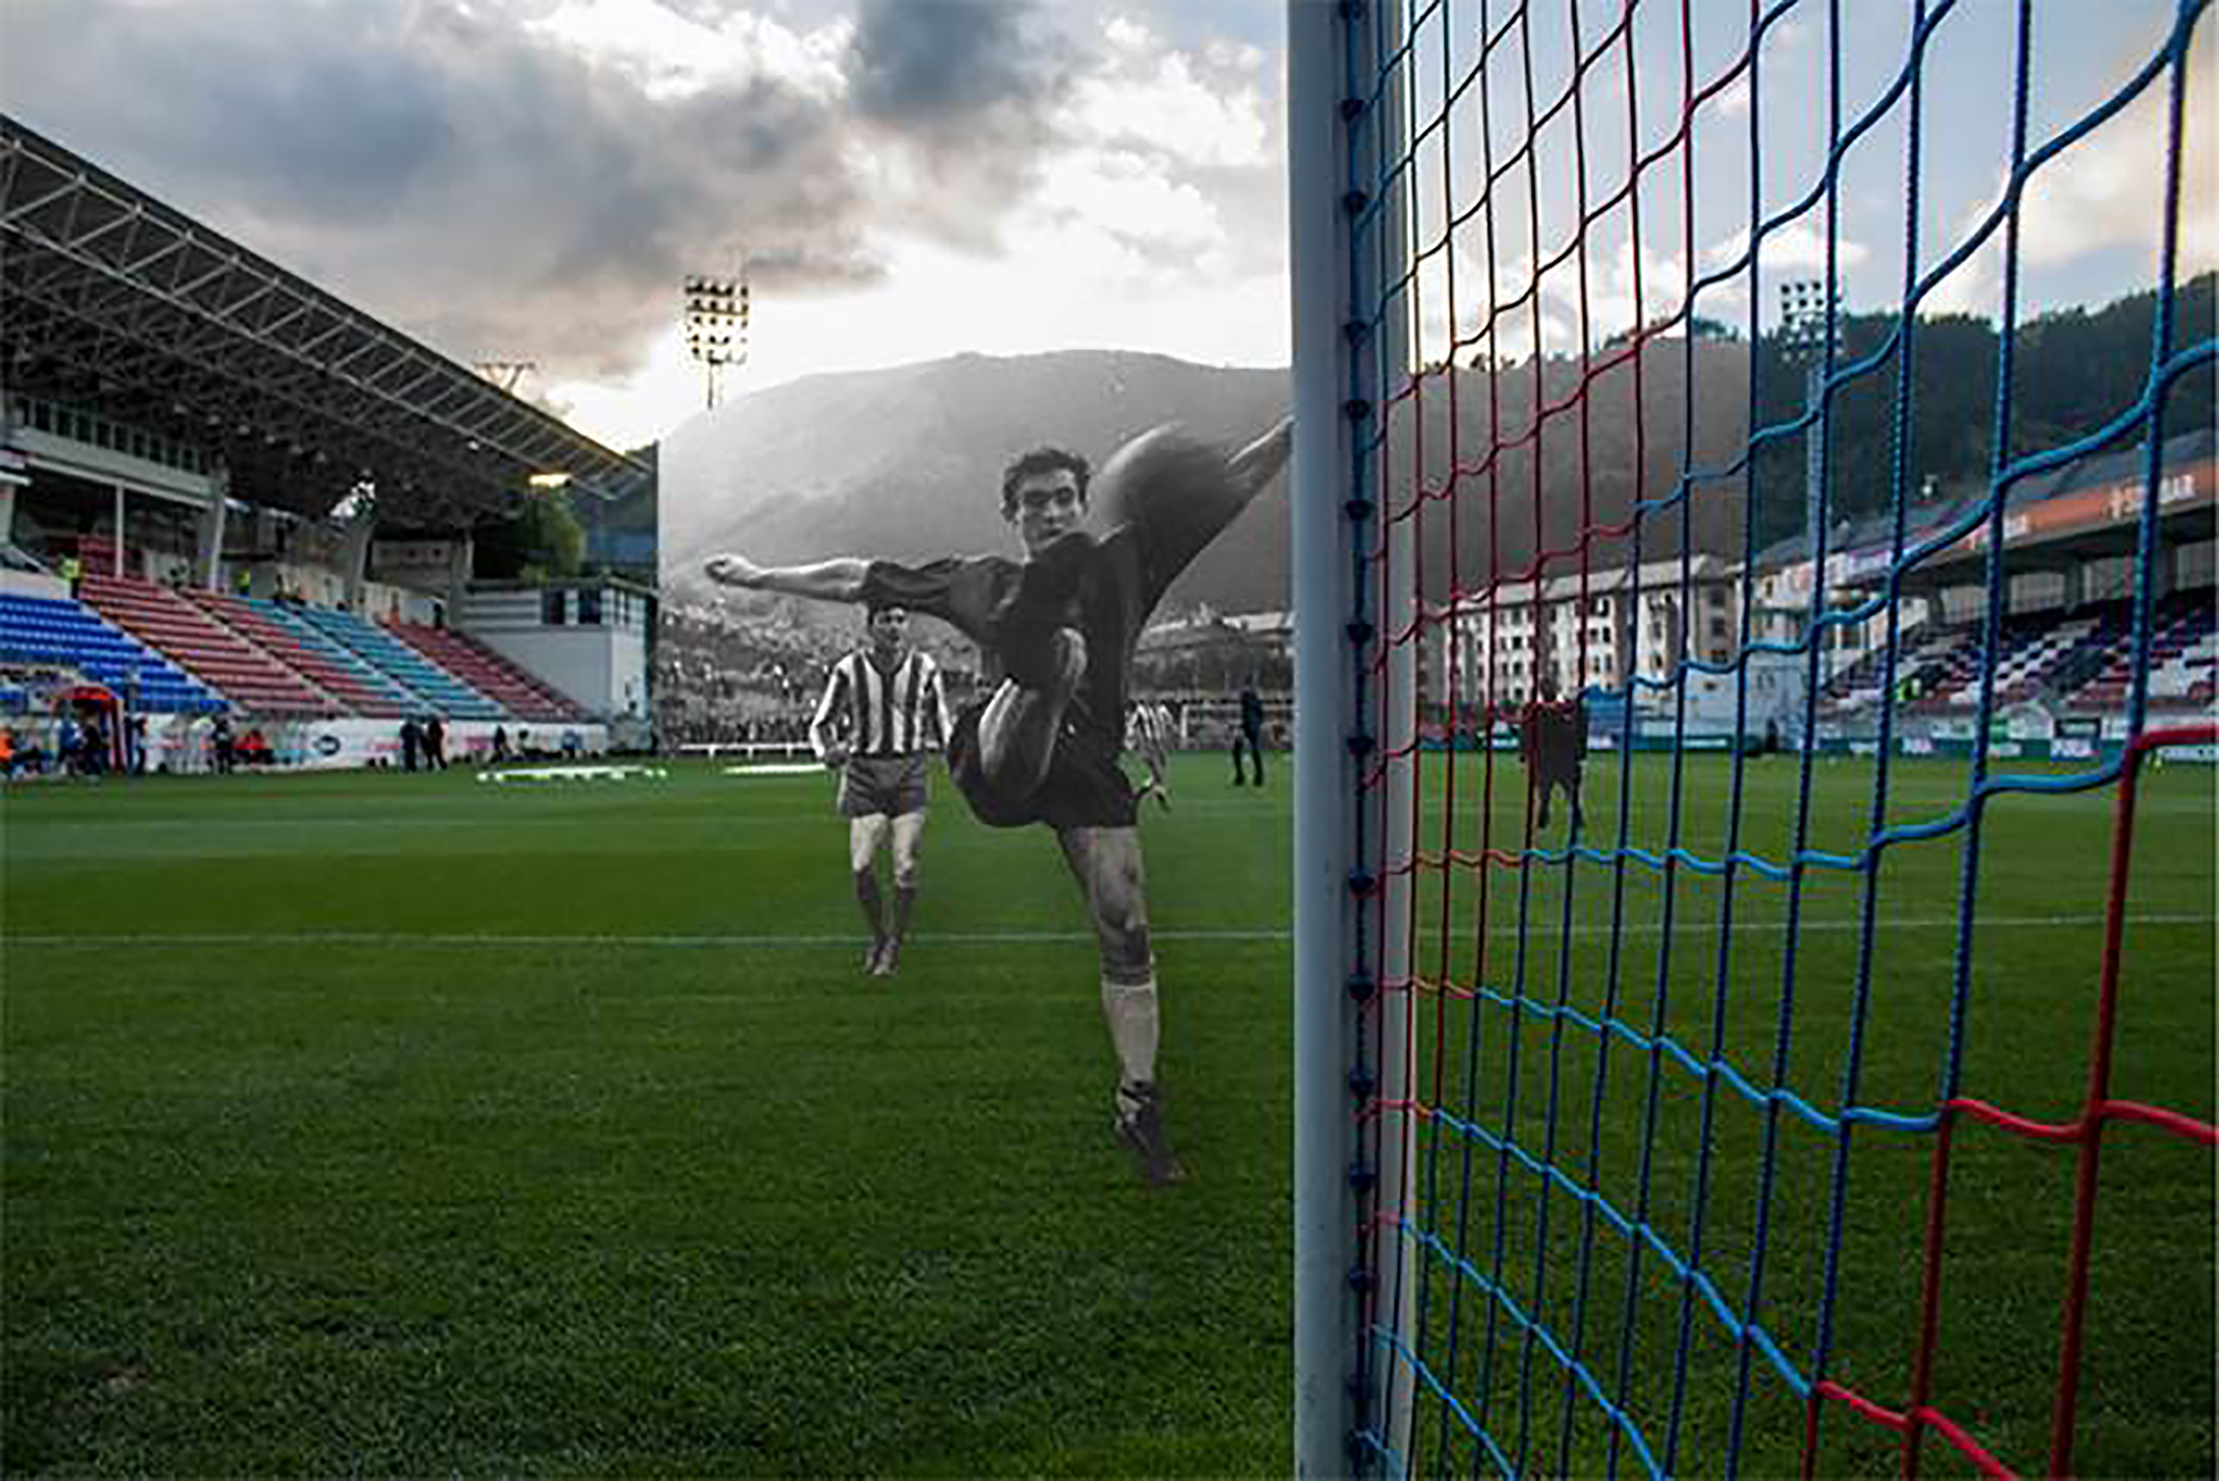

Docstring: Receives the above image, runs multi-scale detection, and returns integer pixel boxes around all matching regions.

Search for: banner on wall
[134,716,610,771]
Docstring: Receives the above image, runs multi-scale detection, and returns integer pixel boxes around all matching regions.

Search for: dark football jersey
[860,493,1236,752]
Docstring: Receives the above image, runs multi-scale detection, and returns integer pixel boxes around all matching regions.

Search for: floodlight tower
[472,359,538,394]
[684,273,749,410]
[1779,277,1843,584]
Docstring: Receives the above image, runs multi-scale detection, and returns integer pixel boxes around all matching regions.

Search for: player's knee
[1097,908,1151,975]
[1101,935,1153,982]
[852,866,879,898]
[892,856,919,891]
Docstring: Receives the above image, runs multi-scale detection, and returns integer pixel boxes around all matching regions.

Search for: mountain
[661,351,1288,606]
[657,343,1760,619]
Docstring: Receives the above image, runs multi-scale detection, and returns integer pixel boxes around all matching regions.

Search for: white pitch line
[4,914,2207,951]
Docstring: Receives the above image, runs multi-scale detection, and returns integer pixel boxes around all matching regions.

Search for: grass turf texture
[3,751,2210,1475]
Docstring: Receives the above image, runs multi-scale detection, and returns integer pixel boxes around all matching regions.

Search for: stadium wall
[460,585,650,720]
[135,715,610,772]
[1,568,67,601]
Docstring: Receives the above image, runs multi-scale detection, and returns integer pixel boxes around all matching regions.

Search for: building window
[543,590,567,626]
[579,589,602,626]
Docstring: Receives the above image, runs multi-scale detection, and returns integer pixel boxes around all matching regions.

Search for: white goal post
[1289,1,1417,1474]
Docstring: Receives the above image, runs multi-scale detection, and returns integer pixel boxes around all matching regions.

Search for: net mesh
[1331,1,2218,1474]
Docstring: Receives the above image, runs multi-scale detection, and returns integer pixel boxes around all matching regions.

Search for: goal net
[1290,2,2218,1475]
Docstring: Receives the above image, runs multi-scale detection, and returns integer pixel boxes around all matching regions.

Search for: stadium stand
[79,572,334,716]
[185,590,413,718]
[1819,622,1954,711]
[291,605,504,719]
[1820,592,2216,717]
[0,592,222,712]
[384,621,587,722]
[2061,591,2216,711]
[247,599,437,713]
[1907,612,2063,712]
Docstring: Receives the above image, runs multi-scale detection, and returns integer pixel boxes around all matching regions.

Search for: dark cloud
[843,0,1054,126]
[0,0,1036,382]
[836,0,1086,253]
[2,0,1286,398]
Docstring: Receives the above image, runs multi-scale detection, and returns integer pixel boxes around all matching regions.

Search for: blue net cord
[1805,0,2019,1445]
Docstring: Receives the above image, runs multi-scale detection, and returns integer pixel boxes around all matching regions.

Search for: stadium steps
[185,591,413,718]
[248,600,434,713]
[79,573,335,716]
[1822,623,1959,711]
[0,592,222,712]
[384,621,588,722]
[2139,597,2216,703]
[1995,615,2098,702]
[292,606,505,720]
[2034,610,2131,700]
[2059,593,2215,711]
[1926,616,2053,709]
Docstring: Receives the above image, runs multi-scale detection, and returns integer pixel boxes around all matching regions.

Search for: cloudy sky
[5,1,2208,452]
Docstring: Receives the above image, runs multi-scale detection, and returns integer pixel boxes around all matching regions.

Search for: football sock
[892,884,917,944]
[1101,975,1160,1093]
[854,869,886,944]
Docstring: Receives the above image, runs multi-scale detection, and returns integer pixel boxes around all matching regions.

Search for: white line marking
[5,914,2206,950]
[475,764,670,782]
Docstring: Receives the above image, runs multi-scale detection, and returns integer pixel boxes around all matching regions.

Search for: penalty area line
[6,913,2207,951]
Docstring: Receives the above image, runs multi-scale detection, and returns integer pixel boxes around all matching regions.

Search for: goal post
[1290,0,1419,1472]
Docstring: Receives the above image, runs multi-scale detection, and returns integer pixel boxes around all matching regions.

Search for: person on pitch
[1127,698,1176,812]
[810,601,952,979]
[1522,668,1588,831]
[1231,677,1267,787]
[705,416,1293,1186]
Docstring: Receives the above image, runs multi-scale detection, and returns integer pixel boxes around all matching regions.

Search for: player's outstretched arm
[704,552,870,604]
[1228,415,1294,505]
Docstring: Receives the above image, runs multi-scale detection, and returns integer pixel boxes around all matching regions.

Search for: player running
[811,601,951,978]
[1127,698,1177,812]
[705,416,1293,1186]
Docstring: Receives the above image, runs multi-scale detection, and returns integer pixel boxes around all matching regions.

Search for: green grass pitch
[3,750,2210,1475]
